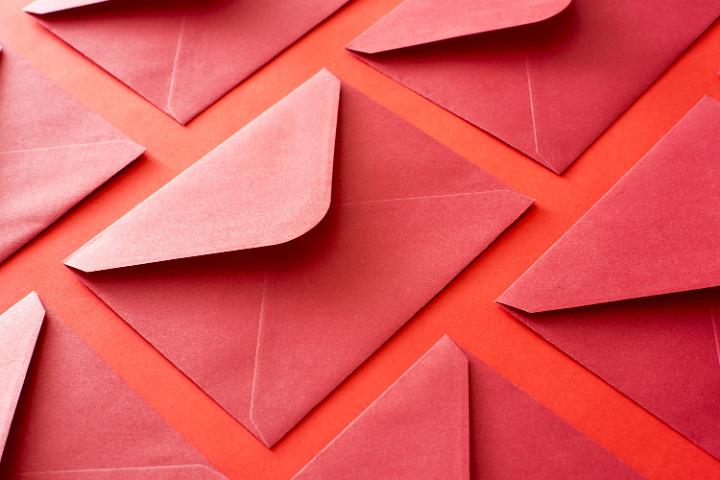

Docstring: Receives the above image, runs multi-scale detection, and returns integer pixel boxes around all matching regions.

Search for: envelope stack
[1,0,719,478]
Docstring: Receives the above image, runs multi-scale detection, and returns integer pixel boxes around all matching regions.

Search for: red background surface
[1,1,719,478]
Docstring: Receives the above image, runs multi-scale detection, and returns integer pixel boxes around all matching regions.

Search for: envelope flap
[292,336,470,480]
[65,70,340,272]
[498,96,720,313]
[347,0,572,54]
[24,0,113,14]
[0,293,44,459]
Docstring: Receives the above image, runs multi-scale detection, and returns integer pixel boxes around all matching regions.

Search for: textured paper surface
[293,337,643,479]
[65,70,533,447]
[0,293,43,460]
[0,294,225,479]
[348,0,720,173]
[499,96,720,459]
[24,0,349,124]
[0,46,143,264]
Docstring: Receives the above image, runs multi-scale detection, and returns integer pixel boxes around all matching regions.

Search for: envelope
[293,336,643,479]
[23,0,350,124]
[0,293,226,478]
[347,0,720,173]
[63,69,533,447]
[498,96,720,459]
[0,46,144,264]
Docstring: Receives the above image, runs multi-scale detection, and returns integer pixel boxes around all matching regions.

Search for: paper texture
[499,96,720,459]
[65,70,533,447]
[0,46,143,264]
[348,0,720,173]
[0,293,225,479]
[24,0,349,124]
[0,293,44,460]
[293,336,643,479]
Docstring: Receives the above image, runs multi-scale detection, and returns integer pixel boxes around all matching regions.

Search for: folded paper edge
[496,95,720,313]
[346,0,572,54]
[0,292,45,462]
[290,335,469,478]
[63,69,341,273]
[24,0,112,15]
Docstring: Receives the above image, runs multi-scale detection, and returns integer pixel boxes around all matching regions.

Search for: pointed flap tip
[498,95,720,313]
[348,0,572,54]
[10,291,46,322]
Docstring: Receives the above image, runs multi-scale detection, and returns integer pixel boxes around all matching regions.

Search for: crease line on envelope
[339,190,518,206]
[165,15,187,119]
[248,272,270,445]
[524,56,553,171]
[0,139,130,156]
[20,463,219,476]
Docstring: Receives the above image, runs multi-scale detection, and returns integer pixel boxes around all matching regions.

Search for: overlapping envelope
[293,336,643,479]
[64,70,533,447]
[347,0,720,173]
[0,46,143,263]
[0,293,225,478]
[23,0,349,124]
[498,96,720,459]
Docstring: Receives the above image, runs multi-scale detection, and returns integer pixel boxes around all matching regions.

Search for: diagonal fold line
[339,189,519,206]
[165,15,187,117]
[0,139,130,156]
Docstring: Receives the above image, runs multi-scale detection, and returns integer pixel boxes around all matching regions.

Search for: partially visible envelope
[0,293,226,478]
[23,0,349,124]
[0,293,43,460]
[498,97,720,459]
[0,46,143,264]
[64,70,533,447]
[293,336,643,479]
[347,0,720,173]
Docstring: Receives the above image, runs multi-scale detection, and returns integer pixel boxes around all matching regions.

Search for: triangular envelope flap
[292,336,470,480]
[0,308,224,478]
[347,0,572,54]
[465,350,642,479]
[0,293,44,459]
[66,70,340,272]
[499,96,720,313]
[24,0,112,14]
[0,47,144,263]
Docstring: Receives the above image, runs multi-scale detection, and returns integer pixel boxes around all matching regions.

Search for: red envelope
[293,336,642,479]
[347,0,720,173]
[0,46,143,264]
[0,293,225,478]
[23,0,349,124]
[64,70,533,447]
[498,97,720,459]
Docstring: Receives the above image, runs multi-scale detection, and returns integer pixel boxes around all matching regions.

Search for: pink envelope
[63,69,533,447]
[498,96,720,459]
[347,0,720,173]
[0,46,143,263]
[23,0,349,124]
[293,336,643,479]
[0,293,225,478]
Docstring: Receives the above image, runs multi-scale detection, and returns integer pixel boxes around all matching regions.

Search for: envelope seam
[0,139,130,156]
[165,16,187,119]
[19,463,219,476]
[339,189,514,206]
[247,273,271,446]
